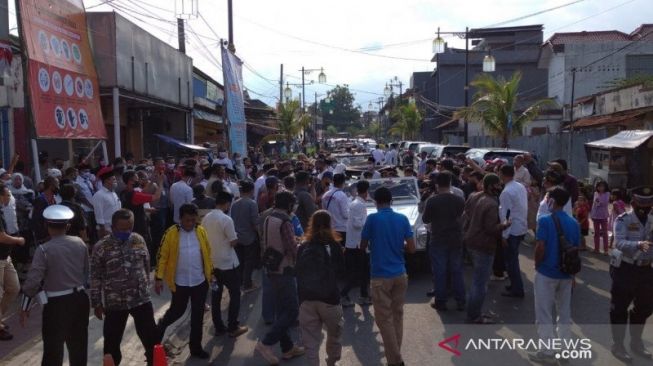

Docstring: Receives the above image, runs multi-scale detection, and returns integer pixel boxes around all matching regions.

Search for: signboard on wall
[18,0,106,139]
[221,44,246,156]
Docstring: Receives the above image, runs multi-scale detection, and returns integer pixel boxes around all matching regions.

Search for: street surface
[1,239,652,366]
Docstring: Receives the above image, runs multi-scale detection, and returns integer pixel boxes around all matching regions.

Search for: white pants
[534,272,573,355]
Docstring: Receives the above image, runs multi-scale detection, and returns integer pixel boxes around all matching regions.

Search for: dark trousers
[337,231,347,247]
[340,248,370,298]
[235,243,259,288]
[262,273,299,353]
[104,302,157,366]
[212,267,242,331]
[493,238,506,277]
[610,263,653,347]
[430,243,466,305]
[158,281,208,352]
[149,207,169,267]
[503,235,525,296]
[42,291,89,366]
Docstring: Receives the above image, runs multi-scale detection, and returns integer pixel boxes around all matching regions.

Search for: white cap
[43,204,74,222]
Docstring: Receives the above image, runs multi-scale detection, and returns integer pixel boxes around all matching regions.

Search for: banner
[18,0,106,139]
[221,44,246,156]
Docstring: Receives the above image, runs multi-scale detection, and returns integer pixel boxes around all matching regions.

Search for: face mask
[114,231,131,242]
[167,163,175,170]
[111,181,118,190]
[219,152,227,158]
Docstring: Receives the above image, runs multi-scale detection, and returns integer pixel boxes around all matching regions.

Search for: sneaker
[204,303,211,312]
[357,296,372,306]
[256,341,280,365]
[228,326,248,338]
[0,329,12,341]
[243,283,260,293]
[490,274,506,281]
[528,351,557,365]
[341,296,354,308]
[214,323,227,335]
[282,345,305,360]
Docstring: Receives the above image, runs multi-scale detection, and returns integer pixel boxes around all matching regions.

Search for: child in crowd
[574,194,590,249]
[608,188,626,247]
[590,181,610,254]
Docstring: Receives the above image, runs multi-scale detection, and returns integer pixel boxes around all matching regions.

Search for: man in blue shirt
[361,187,415,366]
[529,187,580,364]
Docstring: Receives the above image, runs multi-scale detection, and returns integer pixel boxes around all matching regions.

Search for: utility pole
[568,68,577,173]
[227,0,235,52]
[177,18,186,53]
[301,66,305,110]
[279,64,284,104]
[464,26,469,145]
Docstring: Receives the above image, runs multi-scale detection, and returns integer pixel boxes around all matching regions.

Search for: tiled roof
[630,24,653,38]
[545,31,630,45]
[571,107,653,129]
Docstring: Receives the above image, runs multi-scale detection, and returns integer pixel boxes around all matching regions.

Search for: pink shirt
[590,191,610,220]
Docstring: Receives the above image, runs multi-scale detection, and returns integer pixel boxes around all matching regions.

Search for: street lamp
[433,27,496,144]
[298,66,326,110]
[432,27,445,54]
[283,82,292,101]
[318,68,327,84]
[368,101,373,110]
[384,84,391,98]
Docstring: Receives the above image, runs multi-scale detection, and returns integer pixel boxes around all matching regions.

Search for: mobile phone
[506,209,511,220]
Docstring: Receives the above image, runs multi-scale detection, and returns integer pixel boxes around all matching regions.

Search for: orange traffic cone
[153,344,167,366]
[103,354,115,366]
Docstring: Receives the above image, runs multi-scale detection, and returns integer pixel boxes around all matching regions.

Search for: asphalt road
[166,239,653,366]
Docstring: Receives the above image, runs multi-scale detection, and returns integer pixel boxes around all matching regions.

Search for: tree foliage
[267,99,311,148]
[388,103,423,140]
[605,74,653,90]
[454,71,553,148]
[321,85,361,130]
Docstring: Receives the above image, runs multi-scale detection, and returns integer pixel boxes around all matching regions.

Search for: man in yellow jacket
[154,203,213,359]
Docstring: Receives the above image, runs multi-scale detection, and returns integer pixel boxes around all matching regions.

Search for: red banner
[18,0,106,139]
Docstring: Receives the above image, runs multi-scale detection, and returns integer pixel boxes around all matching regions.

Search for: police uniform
[21,205,90,366]
[610,187,653,362]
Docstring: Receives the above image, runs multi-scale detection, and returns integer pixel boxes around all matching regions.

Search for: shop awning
[193,109,223,124]
[247,122,279,135]
[585,130,653,150]
[154,134,210,151]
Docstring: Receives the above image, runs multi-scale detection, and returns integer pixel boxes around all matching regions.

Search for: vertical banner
[17,0,106,139]
[221,44,246,156]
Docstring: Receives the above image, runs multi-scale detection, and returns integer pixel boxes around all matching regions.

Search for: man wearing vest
[256,191,305,365]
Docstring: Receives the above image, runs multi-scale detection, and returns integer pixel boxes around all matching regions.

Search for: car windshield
[442,146,469,157]
[358,177,419,206]
[335,154,370,166]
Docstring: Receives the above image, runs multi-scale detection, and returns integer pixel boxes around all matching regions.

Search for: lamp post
[432,27,495,144]
[314,92,330,142]
[385,76,403,101]
[298,67,326,110]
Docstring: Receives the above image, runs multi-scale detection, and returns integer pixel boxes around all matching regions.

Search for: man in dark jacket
[463,174,511,323]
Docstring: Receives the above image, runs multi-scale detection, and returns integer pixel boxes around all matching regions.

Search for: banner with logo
[18,0,106,139]
[220,44,246,156]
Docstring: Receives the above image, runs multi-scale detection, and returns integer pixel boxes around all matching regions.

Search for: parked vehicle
[429,144,470,159]
[585,130,653,189]
[465,148,529,166]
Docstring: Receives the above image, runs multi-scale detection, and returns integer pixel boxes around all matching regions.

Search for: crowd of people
[0,141,649,366]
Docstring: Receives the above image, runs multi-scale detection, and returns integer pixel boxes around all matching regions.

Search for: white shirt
[3,194,18,234]
[92,186,121,230]
[499,180,529,239]
[514,165,532,187]
[202,209,239,270]
[333,163,347,175]
[385,149,398,166]
[345,196,367,248]
[321,187,350,232]
[536,189,573,221]
[226,180,240,198]
[175,229,206,287]
[75,175,95,212]
[372,149,385,165]
[170,180,193,223]
[451,186,465,200]
[254,174,266,200]
[213,157,234,170]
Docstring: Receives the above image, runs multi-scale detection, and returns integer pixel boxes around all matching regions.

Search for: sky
[8,0,653,108]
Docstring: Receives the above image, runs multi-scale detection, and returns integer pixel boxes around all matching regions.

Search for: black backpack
[296,242,336,302]
[552,214,581,275]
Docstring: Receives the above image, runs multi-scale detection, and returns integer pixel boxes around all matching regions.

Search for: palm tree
[262,100,311,150]
[326,125,338,138]
[454,71,553,148]
[388,103,422,140]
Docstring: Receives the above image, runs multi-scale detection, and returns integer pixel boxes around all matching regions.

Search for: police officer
[20,205,90,366]
[610,186,653,362]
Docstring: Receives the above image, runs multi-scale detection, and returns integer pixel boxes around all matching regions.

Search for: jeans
[429,243,465,305]
[262,272,275,323]
[534,273,573,356]
[466,250,494,321]
[340,249,370,298]
[493,238,506,277]
[212,267,242,331]
[158,281,208,353]
[370,274,408,365]
[104,302,157,366]
[262,273,299,353]
[235,243,259,288]
[42,291,89,366]
[503,235,525,296]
